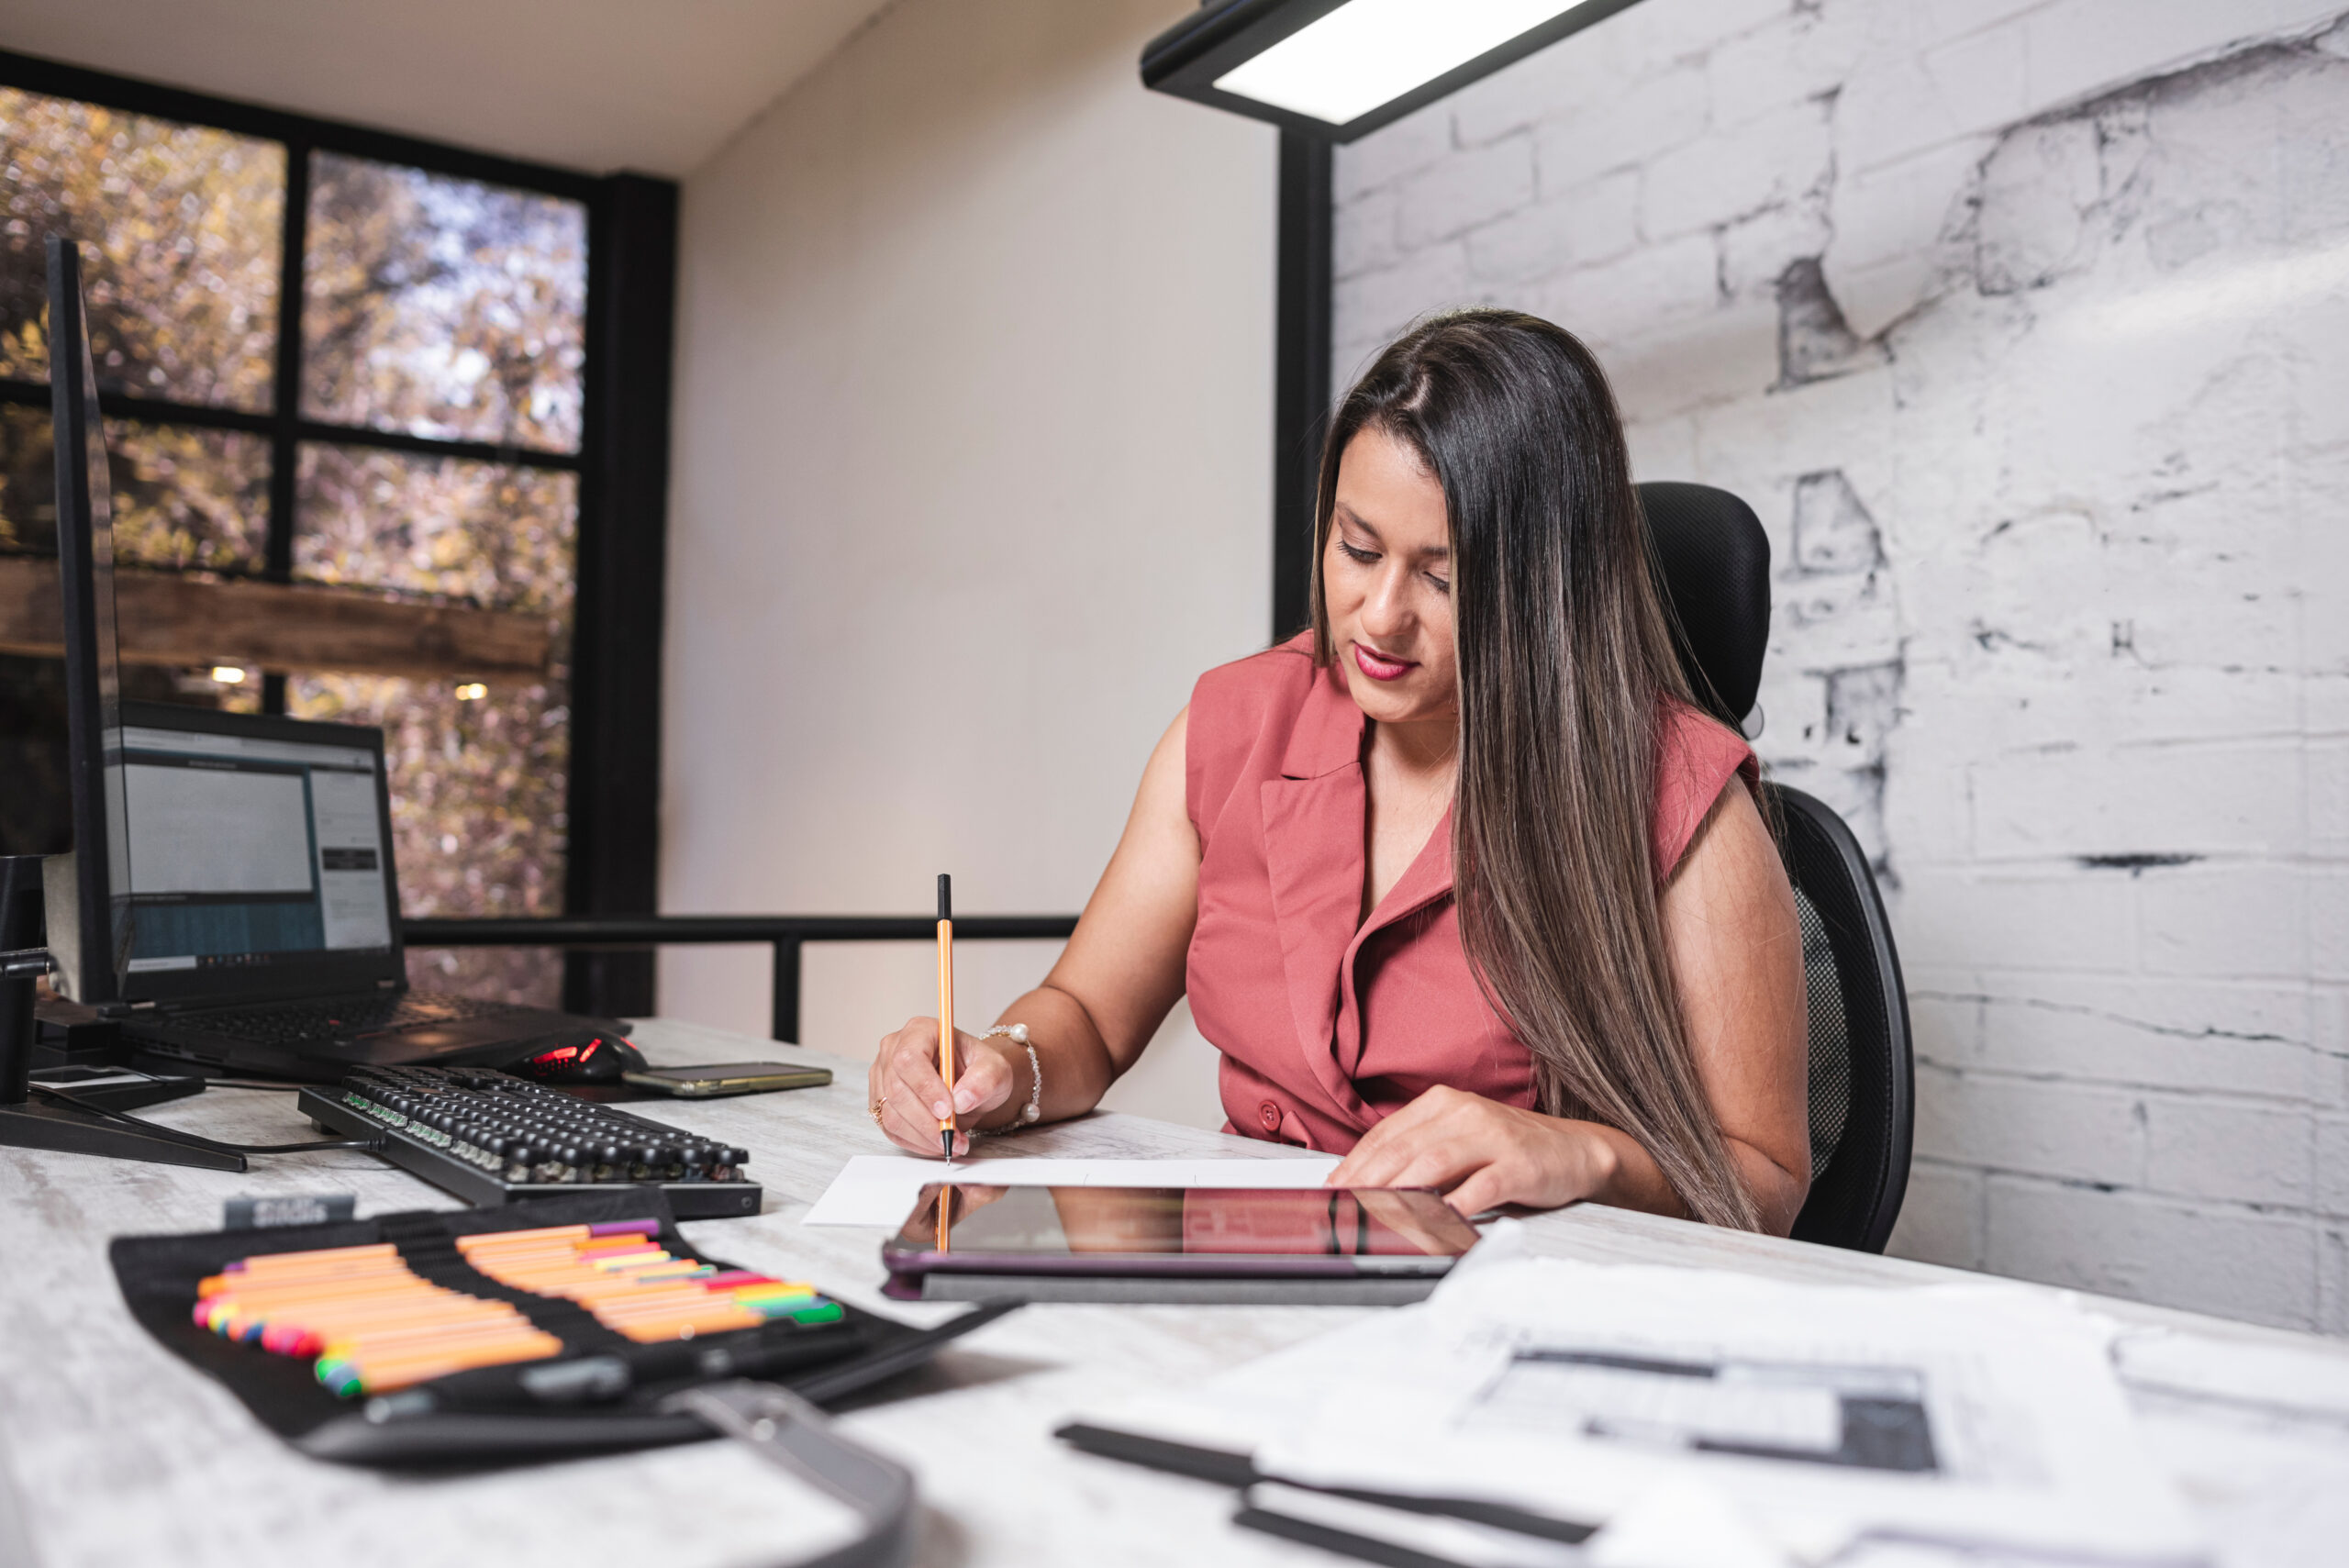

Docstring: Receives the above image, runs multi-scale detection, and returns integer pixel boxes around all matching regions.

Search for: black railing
[401,915,1082,1043]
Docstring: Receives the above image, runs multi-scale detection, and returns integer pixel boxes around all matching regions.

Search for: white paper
[1587,1481,1793,1568]
[2114,1327,2349,1420]
[1073,1256,2207,1568]
[1265,1261,2203,1566]
[799,1152,1341,1227]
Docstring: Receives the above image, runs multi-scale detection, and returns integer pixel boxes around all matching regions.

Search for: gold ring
[869,1099,885,1127]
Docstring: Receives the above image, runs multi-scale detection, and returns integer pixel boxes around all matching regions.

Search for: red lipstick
[1351,641,1417,683]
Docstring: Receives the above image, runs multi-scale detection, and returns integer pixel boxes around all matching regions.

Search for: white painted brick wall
[2143,1097,2315,1207]
[1895,871,2135,972]
[1396,136,1534,249]
[1984,1176,2318,1328]
[2318,1117,2349,1211]
[1331,0,2349,1330]
[2315,985,2348,1102]
[2138,867,2311,981]
[1468,170,1640,284]
[1705,8,1865,128]
[1540,232,1720,329]
[1641,96,1832,239]
[2316,874,2349,986]
[1926,973,2325,1100]
[1333,185,1403,281]
[1969,747,2306,861]
[1914,1066,2145,1184]
[1889,1160,1986,1267]
[2323,1230,2347,1334]
[1531,63,1709,192]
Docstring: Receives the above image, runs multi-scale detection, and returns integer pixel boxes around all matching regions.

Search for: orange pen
[937,873,955,1162]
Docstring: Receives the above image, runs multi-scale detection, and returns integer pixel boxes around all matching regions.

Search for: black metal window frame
[0,49,678,1017]
[0,50,596,634]
[406,914,1082,1046]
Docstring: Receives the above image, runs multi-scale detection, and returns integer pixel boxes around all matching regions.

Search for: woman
[869,310,1809,1233]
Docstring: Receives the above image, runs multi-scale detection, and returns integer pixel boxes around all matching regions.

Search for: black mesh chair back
[1636,483,1914,1252]
[1765,784,1914,1251]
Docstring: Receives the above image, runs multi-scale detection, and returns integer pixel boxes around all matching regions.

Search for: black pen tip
[937,873,951,922]
[940,1129,954,1163]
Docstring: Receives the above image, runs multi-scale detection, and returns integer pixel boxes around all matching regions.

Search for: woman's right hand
[867,1017,1018,1158]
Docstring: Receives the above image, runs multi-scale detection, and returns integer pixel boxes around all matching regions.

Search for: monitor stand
[0,854,242,1171]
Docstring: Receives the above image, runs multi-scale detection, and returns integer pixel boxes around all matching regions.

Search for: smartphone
[618,1062,833,1097]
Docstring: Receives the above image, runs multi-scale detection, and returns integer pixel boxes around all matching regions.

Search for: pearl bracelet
[976,1023,1041,1130]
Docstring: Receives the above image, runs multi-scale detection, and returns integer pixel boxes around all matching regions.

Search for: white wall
[659,0,1275,1131]
[1330,0,2349,1329]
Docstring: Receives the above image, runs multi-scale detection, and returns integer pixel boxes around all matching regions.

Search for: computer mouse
[509,1030,648,1084]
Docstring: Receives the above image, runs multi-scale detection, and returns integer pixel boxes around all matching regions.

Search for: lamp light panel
[1212,0,1591,127]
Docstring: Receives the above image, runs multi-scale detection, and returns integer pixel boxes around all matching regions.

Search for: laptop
[91,698,627,1081]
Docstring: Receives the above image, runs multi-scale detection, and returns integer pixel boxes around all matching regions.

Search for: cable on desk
[28,1083,389,1157]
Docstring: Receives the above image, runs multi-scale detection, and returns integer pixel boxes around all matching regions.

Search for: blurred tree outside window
[294,444,577,1001]
[304,153,584,452]
[0,87,280,407]
[0,80,588,1005]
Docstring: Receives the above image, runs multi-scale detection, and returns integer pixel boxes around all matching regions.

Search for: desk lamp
[1141,0,1647,142]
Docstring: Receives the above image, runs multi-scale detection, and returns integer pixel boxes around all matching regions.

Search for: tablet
[880,1184,1480,1286]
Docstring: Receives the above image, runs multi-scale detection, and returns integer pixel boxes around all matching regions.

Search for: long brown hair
[1309,309,1760,1230]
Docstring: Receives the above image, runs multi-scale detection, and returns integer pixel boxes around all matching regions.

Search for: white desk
[3,1018,2345,1568]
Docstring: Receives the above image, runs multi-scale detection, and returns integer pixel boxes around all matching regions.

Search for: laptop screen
[109,701,404,1006]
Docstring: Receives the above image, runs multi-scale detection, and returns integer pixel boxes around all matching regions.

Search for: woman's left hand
[1325,1084,1620,1217]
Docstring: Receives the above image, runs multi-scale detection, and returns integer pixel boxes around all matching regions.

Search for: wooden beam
[0,556,552,680]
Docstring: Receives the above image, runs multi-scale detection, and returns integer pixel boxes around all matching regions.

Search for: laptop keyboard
[178,991,527,1045]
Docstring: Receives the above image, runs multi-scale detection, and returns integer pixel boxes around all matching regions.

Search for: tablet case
[899,1273,1441,1306]
[109,1186,1016,1466]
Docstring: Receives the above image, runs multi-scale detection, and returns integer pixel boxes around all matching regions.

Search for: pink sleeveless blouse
[1185,634,1757,1153]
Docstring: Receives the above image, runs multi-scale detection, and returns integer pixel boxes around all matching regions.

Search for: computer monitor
[106,702,407,1007]
[42,235,130,1006]
[39,237,409,1011]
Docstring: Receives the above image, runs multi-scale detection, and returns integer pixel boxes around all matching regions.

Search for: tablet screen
[885,1184,1479,1271]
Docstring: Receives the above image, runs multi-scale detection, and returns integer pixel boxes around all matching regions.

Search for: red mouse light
[511,1032,643,1084]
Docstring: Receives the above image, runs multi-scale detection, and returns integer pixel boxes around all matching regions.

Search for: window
[0,65,611,1006]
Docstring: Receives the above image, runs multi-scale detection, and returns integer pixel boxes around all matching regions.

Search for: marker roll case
[108,1186,1012,1466]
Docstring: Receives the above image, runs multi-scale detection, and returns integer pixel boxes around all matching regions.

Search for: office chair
[1636,482,1915,1252]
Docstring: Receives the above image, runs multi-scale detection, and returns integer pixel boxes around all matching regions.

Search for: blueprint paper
[1257,1258,2201,1565]
[1076,1249,2205,1567]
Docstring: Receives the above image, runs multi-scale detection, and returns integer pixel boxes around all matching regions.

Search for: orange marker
[317,1329,563,1395]
[201,1223,843,1398]
[457,1228,838,1341]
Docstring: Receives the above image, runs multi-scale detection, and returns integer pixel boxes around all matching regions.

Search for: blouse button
[1258,1102,1282,1132]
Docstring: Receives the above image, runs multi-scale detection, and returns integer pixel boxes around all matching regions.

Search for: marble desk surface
[4,1017,2345,1568]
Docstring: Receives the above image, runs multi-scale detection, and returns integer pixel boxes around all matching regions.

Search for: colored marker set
[196,1243,563,1396]
[456,1218,844,1341]
[195,1218,842,1397]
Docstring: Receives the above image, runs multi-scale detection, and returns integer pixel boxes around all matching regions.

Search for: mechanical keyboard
[300,1064,762,1218]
